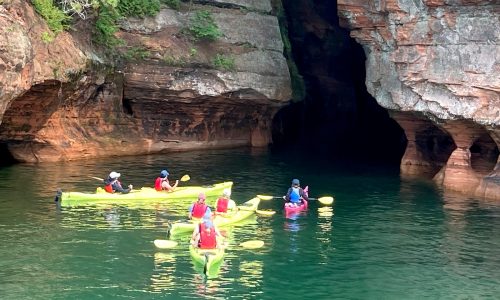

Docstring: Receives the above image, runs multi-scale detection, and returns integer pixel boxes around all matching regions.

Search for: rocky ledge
[0,0,290,162]
[338,0,499,199]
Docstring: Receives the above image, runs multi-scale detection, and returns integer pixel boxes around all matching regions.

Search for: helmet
[160,170,169,178]
[291,179,300,186]
[222,188,231,197]
[109,171,121,179]
[198,192,206,201]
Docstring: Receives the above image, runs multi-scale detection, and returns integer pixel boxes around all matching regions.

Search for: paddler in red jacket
[191,211,223,249]
[214,188,237,216]
[154,169,178,192]
[188,193,212,219]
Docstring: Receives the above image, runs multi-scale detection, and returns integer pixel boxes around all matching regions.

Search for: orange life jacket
[104,184,113,193]
[198,223,217,249]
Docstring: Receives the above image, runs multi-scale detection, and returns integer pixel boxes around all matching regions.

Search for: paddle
[257,194,334,205]
[239,240,264,249]
[256,210,276,216]
[154,239,178,249]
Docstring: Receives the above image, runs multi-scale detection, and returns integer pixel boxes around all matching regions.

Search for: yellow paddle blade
[257,195,274,200]
[318,196,334,205]
[256,210,276,216]
[180,174,190,182]
[154,239,178,249]
[240,240,264,249]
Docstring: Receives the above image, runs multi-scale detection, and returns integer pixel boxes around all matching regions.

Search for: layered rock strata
[0,0,290,162]
[338,1,499,199]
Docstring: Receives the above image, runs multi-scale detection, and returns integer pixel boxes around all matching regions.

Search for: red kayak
[284,199,308,214]
[284,186,309,214]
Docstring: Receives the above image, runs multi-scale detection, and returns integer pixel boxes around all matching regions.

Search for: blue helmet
[292,179,300,185]
[160,170,169,178]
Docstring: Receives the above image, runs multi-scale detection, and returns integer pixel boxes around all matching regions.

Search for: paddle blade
[180,174,190,182]
[240,240,264,249]
[154,239,178,249]
[257,195,274,200]
[256,210,276,216]
[318,196,334,205]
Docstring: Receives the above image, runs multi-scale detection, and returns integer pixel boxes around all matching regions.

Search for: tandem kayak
[189,244,224,277]
[169,197,260,236]
[58,182,233,207]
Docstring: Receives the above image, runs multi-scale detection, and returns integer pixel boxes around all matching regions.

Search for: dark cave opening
[0,143,18,167]
[271,0,407,165]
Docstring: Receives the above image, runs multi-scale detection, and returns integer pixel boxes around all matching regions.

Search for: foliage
[31,0,71,34]
[124,47,150,60]
[41,31,55,43]
[117,0,160,17]
[161,0,180,10]
[56,0,118,19]
[162,55,186,67]
[212,54,235,71]
[189,47,197,57]
[93,3,123,48]
[188,10,221,41]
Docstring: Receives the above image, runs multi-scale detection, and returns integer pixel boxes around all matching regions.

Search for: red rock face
[338,1,499,199]
[0,1,291,162]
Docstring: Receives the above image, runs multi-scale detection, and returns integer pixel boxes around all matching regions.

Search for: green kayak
[169,197,260,236]
[58,181,233,207]
[189,244,225,278]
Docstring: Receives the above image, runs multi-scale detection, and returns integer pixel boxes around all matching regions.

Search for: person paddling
[188,193,211,219]
[191,211,223,249]
[154,169,179,192]
[103,171,133,194]
[284,178,308,207]
[214,188,237,216]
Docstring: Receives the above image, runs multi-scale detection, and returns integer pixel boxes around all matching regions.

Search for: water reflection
[239,260,263,288]
[150,252,177,293]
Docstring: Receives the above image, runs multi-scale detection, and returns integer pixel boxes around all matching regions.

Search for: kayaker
[154,169,179,192]
[284,178,308,206]
[103,171,133,194]
[215,188,237,215]
[191,211,223,249]
[188,192,212,219]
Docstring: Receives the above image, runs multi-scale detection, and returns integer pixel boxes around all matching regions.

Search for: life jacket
[290,187,301,203]
[154,177,163,191]
[216,197,229,213]
[104,184,113,193]
[191,202,208,218]
[198,223,217,249]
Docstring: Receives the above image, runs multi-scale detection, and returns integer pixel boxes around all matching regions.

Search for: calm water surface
[0,148,499,299]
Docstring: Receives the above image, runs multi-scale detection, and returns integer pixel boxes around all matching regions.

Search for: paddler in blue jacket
[284,178,308,206]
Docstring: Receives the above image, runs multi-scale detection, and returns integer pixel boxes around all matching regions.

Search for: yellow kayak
[58,182,233,207]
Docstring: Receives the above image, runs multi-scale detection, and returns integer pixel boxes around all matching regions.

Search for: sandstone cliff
[338,0,499,199]
[0,0,291,162]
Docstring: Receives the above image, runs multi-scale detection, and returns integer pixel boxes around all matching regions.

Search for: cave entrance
[470,133,499,176]
[271,0,406,165]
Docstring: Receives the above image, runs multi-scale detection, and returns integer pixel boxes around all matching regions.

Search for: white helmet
[109,171,121,179]
[222,188,231,197]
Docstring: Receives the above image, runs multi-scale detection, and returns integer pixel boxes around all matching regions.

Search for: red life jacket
[191,203,207,218]
[104,184,113,193]
[198,223,217,249]
[216,198,229,213]
[154,177,162,191]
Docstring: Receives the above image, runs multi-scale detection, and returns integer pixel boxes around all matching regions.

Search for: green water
[1,148,499,299]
